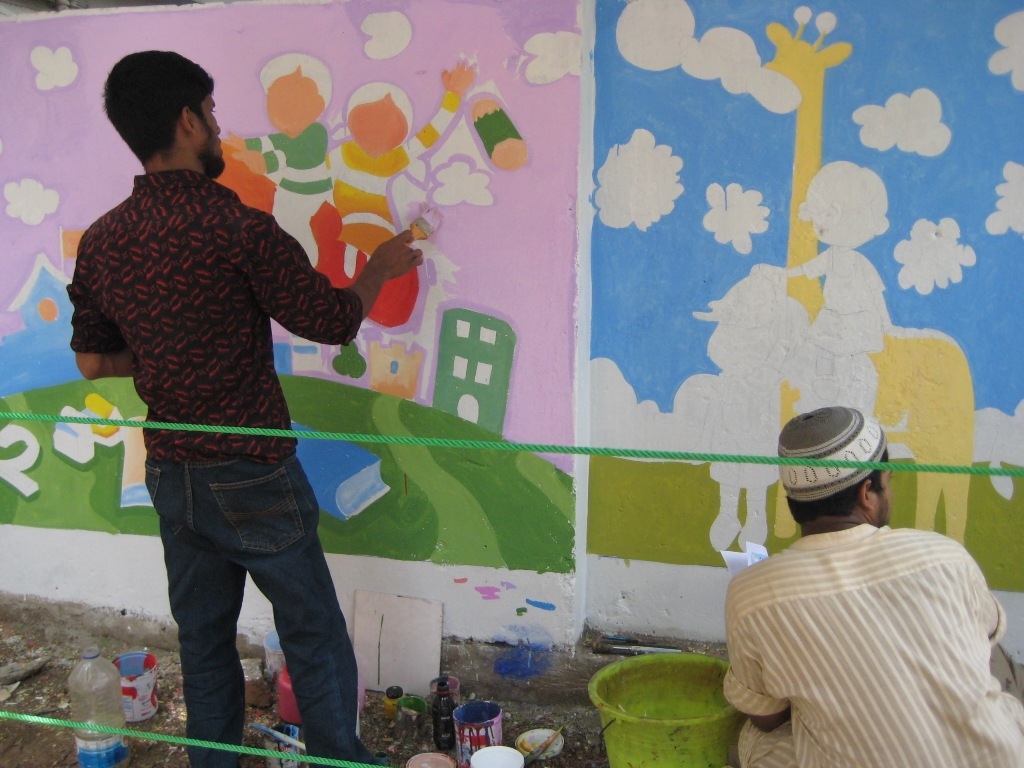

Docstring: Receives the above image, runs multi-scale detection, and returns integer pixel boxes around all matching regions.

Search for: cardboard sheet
[353,590,443,697]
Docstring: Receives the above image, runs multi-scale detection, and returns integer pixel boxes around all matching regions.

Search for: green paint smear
[587,455,1024,591]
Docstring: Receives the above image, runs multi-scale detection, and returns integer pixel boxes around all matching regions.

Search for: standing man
[68,51,421,767]
[724,406,1024,767]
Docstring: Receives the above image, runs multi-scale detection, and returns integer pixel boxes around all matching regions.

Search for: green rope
[0,709,378,767]
[0,409,1019,476]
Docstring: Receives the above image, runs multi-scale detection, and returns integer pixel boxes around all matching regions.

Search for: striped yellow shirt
[724,525,1024,767]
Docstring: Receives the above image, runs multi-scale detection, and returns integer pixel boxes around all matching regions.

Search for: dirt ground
[0,597,730,768]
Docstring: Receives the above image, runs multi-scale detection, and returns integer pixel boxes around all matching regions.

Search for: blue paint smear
[493,643,552,680]
[525,599,556,612]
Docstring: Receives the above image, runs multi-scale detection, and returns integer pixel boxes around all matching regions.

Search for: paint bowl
[396,694,429,739]
[113,651,159,722]
[515,729,564,760]
[453,700,503,768]
[406,753,457,768]
[469,746,524,768]
[588,653,744,767]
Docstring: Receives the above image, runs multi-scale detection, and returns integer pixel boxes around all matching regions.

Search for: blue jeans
[145,455,375,768]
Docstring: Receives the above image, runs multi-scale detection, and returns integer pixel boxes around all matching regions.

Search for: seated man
[724,406,1024,767]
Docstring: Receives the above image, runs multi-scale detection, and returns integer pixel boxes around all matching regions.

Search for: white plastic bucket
[469,746,524,768]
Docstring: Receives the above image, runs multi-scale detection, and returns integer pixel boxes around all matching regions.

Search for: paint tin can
[453,701,503,768]
[262,722,301,768]
[113,651,159,722]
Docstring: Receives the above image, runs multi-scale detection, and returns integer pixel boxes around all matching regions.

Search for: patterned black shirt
[69,170,364,463]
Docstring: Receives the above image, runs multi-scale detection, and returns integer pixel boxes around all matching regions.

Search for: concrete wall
[2,0,1023,661]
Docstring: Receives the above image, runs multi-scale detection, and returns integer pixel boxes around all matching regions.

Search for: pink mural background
[0,0,579,463]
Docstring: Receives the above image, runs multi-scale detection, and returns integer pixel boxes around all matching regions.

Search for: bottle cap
[437,675,449,691]
[81,646,100,659]
[386,685,403,698]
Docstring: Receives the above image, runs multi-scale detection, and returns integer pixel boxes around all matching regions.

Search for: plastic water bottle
[431,675,456,750]
[68,647,131,768]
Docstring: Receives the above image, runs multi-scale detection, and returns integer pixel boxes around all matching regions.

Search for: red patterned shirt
[69,170,364,463]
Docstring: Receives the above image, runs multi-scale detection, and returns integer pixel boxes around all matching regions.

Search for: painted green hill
[0,376,575,574]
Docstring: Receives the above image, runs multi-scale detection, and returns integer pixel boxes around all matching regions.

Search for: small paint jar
[384,685,404,721]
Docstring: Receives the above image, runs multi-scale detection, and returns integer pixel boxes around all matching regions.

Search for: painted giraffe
[762,9,974,542]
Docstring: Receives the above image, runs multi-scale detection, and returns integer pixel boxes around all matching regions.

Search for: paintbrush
[250,723,306,751]
[523,725,564,765]
[593,641,683,656]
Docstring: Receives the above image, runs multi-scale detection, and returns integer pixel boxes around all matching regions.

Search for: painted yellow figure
[317,62,474,327]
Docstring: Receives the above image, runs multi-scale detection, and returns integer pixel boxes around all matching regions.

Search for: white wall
[0,525,577,647]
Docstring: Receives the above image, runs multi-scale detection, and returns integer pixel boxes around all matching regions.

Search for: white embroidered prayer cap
[778,406,887,502]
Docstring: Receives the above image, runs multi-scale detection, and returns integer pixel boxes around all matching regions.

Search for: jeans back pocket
[211,465,305,553]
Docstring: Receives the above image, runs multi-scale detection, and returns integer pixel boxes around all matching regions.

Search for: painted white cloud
[616,0,800,115]
[361,11,412,60]
[595,128,683,232]
[852,88,951,157]
[432,158,493,206]
[31,45,78,91]
[987,161,1024,237]
[523,31,581,85]
[989,10,1024,91]
[974,401,1024,499]
[4,178,59,225]
[703,182,769,255]
[590,357,680,451]
[893,217,975,295]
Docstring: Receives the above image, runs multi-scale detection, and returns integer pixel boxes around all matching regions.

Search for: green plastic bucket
[588,653,744,768]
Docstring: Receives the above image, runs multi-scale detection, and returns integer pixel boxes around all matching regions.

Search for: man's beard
[200,143,225,179]
[200,122,225,179]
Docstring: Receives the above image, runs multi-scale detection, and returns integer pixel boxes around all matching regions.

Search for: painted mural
[589,0,1024,591]
[0,0,580,573]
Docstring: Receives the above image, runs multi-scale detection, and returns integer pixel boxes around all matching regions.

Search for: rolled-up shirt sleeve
[725,595,790,717]
[68,252,128,355]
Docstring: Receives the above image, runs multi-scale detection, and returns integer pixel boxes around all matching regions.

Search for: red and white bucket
[114,651,159,722]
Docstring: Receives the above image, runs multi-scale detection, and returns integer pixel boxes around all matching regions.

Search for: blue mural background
[592,0,1024,415]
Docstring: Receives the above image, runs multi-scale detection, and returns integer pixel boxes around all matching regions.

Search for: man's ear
[857,476,881,521]
[179,106,202,138]
[851,479,884,528]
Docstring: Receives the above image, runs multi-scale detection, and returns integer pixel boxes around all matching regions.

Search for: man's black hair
[103,51,214,164]
[786,449,889,524]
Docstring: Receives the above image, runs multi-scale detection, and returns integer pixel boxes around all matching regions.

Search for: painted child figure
[225,54,335,267]
[693,265,809,551]
[317,61,475,328]
[789,161,892,414]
